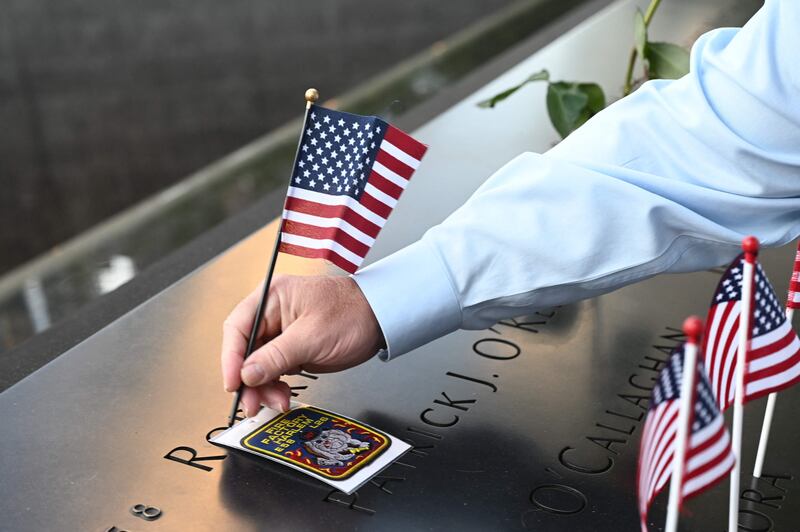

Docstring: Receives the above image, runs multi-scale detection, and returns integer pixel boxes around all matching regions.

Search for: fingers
[240,386,261,418]
[241,320,315,387]
[221,280,289,392]
[221,285,280,392]
[238,381,292,417]
[258,380,291,412]
[221,288,263,392]
[221,321,247,392]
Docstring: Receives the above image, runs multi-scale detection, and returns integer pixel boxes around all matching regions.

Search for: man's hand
[221,275,383,417]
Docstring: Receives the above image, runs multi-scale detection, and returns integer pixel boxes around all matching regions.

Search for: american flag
[703,255,800,409]
[637,345,734,532]
[786,242,800,309]
[279,104,427,273]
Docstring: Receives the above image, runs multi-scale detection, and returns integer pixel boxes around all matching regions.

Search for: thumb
[240,320,315,387]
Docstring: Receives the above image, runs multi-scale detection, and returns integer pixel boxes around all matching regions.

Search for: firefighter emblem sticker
[240,406,390,480]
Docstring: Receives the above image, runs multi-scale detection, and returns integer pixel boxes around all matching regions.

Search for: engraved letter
[473,338,520,360]
[737,508,772,532]
[370,474,405,495]
[618,393,650,410]
[446,371,498,392]
[628,373,655,392]
[205,426,229,441]
[420,408,459,428]
[595,421,635,436]
[652,344,676,356]
[529,484,587,515]
[558,446,613,475]
[740,489,783,510]
[409,443,434,457]
[323,490,376,516]
[606,409,644,422]
[496,317,546,334]
[163,446,226,472]
[638,355,668,373]
[433,392,476,412]
[406,425,443,440]
[290,385,308,397]
[759,472,792,493]
[585,435,627,455]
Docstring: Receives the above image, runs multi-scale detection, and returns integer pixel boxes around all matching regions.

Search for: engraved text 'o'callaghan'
[528,327,685,519]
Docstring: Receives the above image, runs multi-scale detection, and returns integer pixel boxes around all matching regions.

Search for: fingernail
[241,364,265,386]
[280,402,289,413]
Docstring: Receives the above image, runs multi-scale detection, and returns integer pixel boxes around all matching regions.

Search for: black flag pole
[227,88,320,427]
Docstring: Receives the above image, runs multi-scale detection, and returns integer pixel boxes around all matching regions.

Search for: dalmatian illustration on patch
[241,406,390,480]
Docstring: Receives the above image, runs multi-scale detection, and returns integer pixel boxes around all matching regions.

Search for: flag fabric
[703,254,800,409]
[637,345,735,532]
[702,255,745,409]
[786,243,800,309]
[279,104,427,273]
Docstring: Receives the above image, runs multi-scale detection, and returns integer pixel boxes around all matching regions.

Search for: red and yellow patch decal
[241,406,390,480]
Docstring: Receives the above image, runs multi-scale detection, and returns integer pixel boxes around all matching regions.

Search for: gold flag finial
[305,88,319,109]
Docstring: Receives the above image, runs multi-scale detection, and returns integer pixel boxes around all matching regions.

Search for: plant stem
[622,0,663,96]
[643,0,662,25]
[623,48,637,96]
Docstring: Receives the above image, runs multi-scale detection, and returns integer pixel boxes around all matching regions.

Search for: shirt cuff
[353,238,462,360]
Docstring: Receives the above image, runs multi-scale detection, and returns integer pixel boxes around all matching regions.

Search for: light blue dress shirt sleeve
[354,0,800,360]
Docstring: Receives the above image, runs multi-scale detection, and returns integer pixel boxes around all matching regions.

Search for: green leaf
[476,86,523,109]
[477,69,550,108]
[546,82,606,138]
[645,42,689,79]
[634,8,647,59]
[579,82,606,115]
[526,69,551,83]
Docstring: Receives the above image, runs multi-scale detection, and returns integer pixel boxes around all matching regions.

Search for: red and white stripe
[638,392,734,531]
[682,414,735,498]
[703,300,740,410]
[753,242,800,479]
[745,317,800,400]
[704,273,800,409]
[638,400,679,531]
[280,125,426,273]
[787,244,800,309]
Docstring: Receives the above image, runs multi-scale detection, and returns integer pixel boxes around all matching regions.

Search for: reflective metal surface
[1,1,780,531]
[2,229,797,532]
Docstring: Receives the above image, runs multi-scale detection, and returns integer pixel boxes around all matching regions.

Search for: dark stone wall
[0,0,512,273]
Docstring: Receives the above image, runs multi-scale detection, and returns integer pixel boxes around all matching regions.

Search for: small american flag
[637,345,734,532]
[703,255,800,409]
[786,242,800,309]
[279,104,427,273]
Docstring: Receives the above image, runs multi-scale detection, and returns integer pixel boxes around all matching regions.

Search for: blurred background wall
[0,0,514,274]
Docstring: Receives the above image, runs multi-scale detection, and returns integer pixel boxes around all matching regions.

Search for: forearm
[355,0,800,359]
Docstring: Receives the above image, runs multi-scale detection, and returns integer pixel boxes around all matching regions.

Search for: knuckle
[270,275,290,293]
[263,342,292,373]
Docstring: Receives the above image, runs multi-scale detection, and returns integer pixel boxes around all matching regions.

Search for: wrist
[346,276,386,353]
[353,238,462,360]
